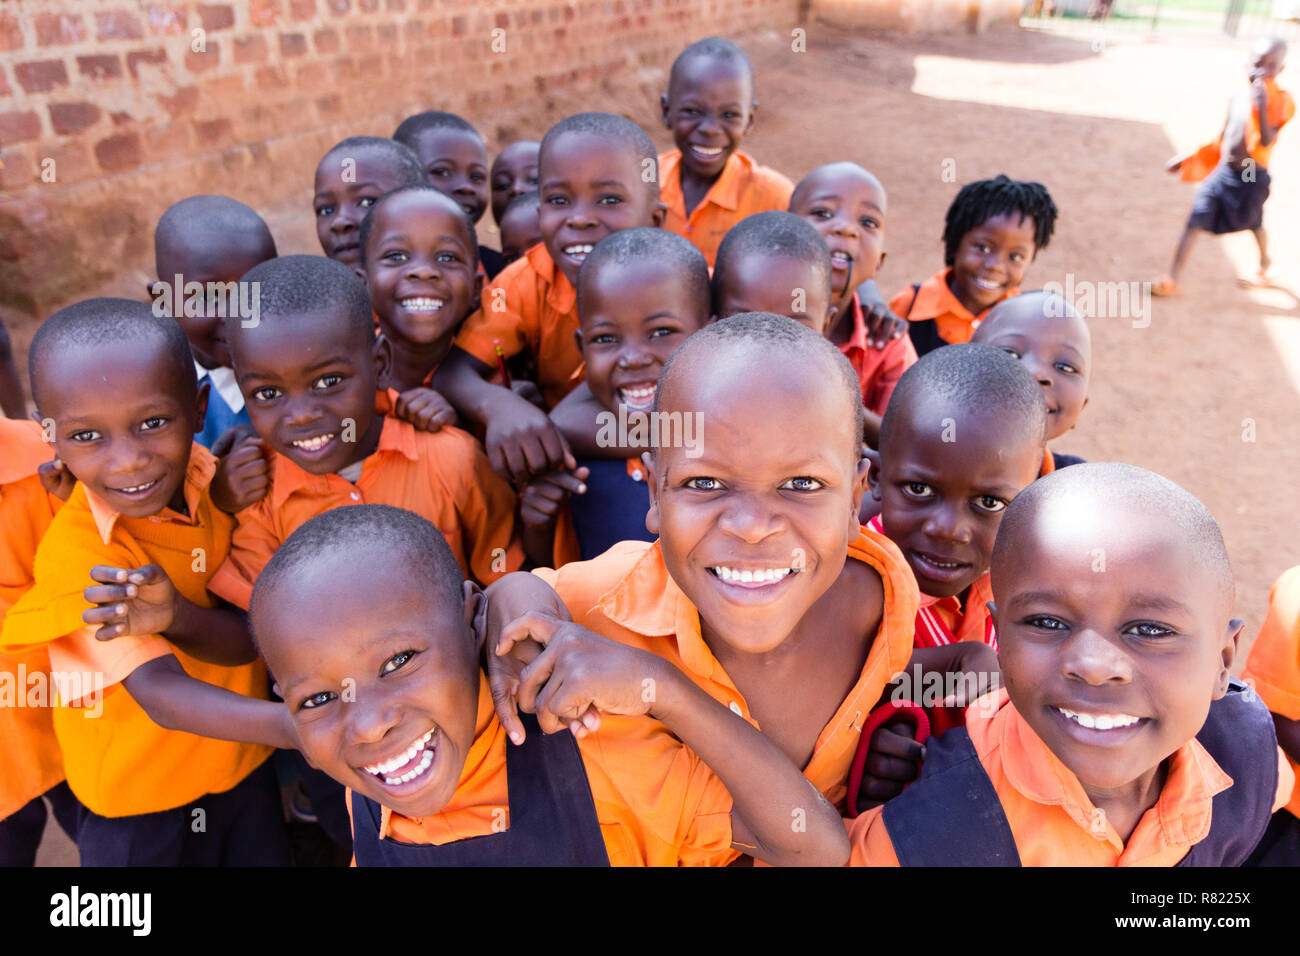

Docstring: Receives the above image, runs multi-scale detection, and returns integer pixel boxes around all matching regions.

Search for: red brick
[452,16,468,35]
[377,23,397,44]
[194,118,233,144]
[15,60,69,94]
[0,111,41,145]
[345,25,372,50]
[34,141,96,187]
[127,49,168,78]
[249,0,282,27]
[386,0,406,10]
[279,32,307,56]
[77,54,123,81]
[290,0,317,20]
[186,42,220,72]
[145,5,186,36]
[314,29,340,53]
[358,0,380,10]
[197,5,235,31]
[37,14,86,47]
[327,0,350,16]
[0,13,23,53]
[0,147,35,191]
[0,70,9,97]
[255,66,289,90]
[159,85,200,118]
[95,10,144,41]
[233,35,268,63]
[49,102,101,136]
[94,132,142,172]
[317,94,342,116]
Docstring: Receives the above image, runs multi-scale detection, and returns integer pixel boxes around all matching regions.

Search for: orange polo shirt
[658,149,794,267]
[532,528,918,809]
[0,419,65,820]
[452,242,582,409]
[0,444,272,818]
[352,674,737,866]
[210,417,523,609]
[838,293,918,417]
[1242,565,1300,818]
[890,268,1020,347]
[1180,79,1295,180]
[850,688,1295,866]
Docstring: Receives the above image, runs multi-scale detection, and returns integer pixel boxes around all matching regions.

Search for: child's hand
[211,432,269,514]
[855,719,924,812]
[37,457,76,501]
[520,467,589,527]
[484,395,576,485]
[861,301,907,351]
[500,609,658,738]
[82,564,178,640]
[510,379,546,410]
[392,387,457,433]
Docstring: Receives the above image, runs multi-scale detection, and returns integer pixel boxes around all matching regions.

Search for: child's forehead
[317,147,412,186]
[978,299,1089,350]
[892,393,1039,461]
[670,53,752,98]
[411,126,487,160]
[40,337,188,410]
[721,251,824,298]
[232,307,359,360]
[494,141,539,169]
[796,166,886,209]
[373,193,472,240]
[541,132,642,176]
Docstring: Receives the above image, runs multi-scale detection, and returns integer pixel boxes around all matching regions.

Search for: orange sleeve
[453,262,539,368]
[0,475,56,616]
[446,429,525,584]
[207,500,283,610]
[1243,566,1300,721]
[847,805,902,866]
[673,756,739,867]
[864,335,918,417]
[48,626,172,701]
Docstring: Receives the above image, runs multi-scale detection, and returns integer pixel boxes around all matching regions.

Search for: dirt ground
[19,19,1300,864]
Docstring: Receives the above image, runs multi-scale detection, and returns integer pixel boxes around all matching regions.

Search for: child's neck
[167,484,189,517]
[1081,759,1169,845]
[679,163,723,217]
[337,414,385,473]
[945,271,986,318]
[386,335,453,393]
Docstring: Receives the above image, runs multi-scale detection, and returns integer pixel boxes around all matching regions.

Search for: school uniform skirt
[1188,162,1272,235]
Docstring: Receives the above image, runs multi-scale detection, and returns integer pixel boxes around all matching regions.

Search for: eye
[860,217,880,230]
[381,650,417,675]
[590,332,617,346]
[381,250,409,263]
[545,194,568,207]
[1124,622,1176,639]
[681,107,701,116]
[69,429,101,442]
[525,172,538,186]
[252,386,281,402]
[470,171,487,184]
[723,111,741,120]
[997,346,1021,359]
[900,481,933,499]
[314,373,343,389]
[973,243,989,254]
[1054,361,1079,375]
[139,416,168,431]
[973,495,1007,514]
[492,176,510,191]
[299,689,337,710]
[780,476,824,491]
[1009,251,1025,263]
[435,251,462,264]
[597,194,624,206]
[648,327,679,339]
[1025,615,1068,631]
[809,207,832,219]
[429,167,450,178]
[685,476,722,491]
[358,196,377,209]
[316,205,335,218]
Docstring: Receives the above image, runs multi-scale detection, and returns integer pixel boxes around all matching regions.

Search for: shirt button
[729,701,743,716]
[349,492,361,501]
[631,469,643,481]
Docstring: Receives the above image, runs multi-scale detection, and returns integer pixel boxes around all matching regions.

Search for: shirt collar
[524,243,576,316]
[196,360,245,413]
[267,416,417,510]
[84,442,216,545]
[907,268,975,323]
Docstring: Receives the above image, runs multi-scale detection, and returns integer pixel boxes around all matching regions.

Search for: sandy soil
[18,20,1300,864]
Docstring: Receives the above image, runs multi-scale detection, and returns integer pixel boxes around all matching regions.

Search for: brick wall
[0,0,800,317]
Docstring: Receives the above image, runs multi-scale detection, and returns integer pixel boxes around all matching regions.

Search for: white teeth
[400,297,445,312]
[619,385,656,406]
[364,729,435,778]
[119,480,157,494]
[1057,708,1140,730]
[692,145,724,156]
[291,434,335,452]
[973,277,1002,291]
[830,250,851,262]
[563,244,594,257]
[711,566,794,585]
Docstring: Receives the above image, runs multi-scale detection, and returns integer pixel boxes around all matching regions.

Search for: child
[250,503,850,867]
[0,417,79,865]
[1154,39,1292,295]
[525,228,712,562]
[498,190,543,267]
[1,299,295,866]
[313,136,426,274]
[151,194,277,450]
[658,38,793,266]
[891,175,1057,356]
[971,290,1091,470]
[486,313,920,812]
[434,112,667,485]
[789,162,917,439]
[392,111,505,279]
[850,463,1293,865]
[711,211,836,334]
[490,139,541,227]
[360,184,482,393]
[1241,565,1300,864]
[207,253,530,612]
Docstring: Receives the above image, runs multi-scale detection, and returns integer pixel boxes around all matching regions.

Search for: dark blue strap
[881,727,1021,866]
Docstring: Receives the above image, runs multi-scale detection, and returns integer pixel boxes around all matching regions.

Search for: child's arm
[549,383,647,459]
[503,610,850,867]
[1274,712,1300,766]
[210,427,269,514]
[123,655,298,749]
[390,386,457,433]
[519,467,589,567]
[82,564,258,665]
[433,347,575,483]
[1253,77,1278,148]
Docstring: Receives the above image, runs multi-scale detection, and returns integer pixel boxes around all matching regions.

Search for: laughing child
[490,140,541,229]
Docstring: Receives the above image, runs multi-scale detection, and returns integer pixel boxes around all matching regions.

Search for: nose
[346,687,402,746]
[565,201,597,229]
[696,113,722,138]
[616,342,654,369]
[1062,629,1132,687]
[1022,354,1052,388]
[922,501,973,545]
[716,491,783,545]
[330,212,357,236]
[107,435,150,476]
[831,215,859,238]
[283,394,323,428]
[406,256,437,280]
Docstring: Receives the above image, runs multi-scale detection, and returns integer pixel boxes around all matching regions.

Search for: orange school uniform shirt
[209,417,523,609]
[351,674,738,866]
[0,444,272,818]
[1179,79,1295,180]
[658,149,794,267]
[890,268,1020,347]
[839,292,918,417]
[532,529,918,809]
[451,243,581,410]
[849,688,1296,866]
[0,419,65,821]
[1242,565,1300,818]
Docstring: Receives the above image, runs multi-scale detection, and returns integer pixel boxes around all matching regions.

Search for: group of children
[0,35,1295,868]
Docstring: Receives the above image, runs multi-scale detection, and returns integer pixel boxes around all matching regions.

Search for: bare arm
[1274,711,1300,766]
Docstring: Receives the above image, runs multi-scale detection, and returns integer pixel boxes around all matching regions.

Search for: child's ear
[864,447,883,502]
[1214,618,1245,698]
[192,379,211,435]
[649,200,667,229]
[372,334,393,389]
[659,93,671,128]
[849,450,870,535]
[462,580,486,651]
[643,451,660,535]
[876,249,888,272]
[573,328,583,354]
[470,269,485,313]
[745,101,758,136]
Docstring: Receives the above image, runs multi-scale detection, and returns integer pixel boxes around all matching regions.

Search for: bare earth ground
[19,21,1300,864]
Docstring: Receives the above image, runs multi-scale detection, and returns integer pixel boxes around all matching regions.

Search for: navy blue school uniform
[570,457,654,562]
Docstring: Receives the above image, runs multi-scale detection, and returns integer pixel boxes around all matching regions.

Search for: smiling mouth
[291,433,335,453]
[909,550,971,579]
[112,478,159,496]
[1055,707,1144,731]
[362,728,437,787]
[618,383,656,410]
[708,565,798,586]
[400,296,445,313]
[562,243,594,261]
[689,144,725,159]
[972,276,1003,292]
[829,250,853,269]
